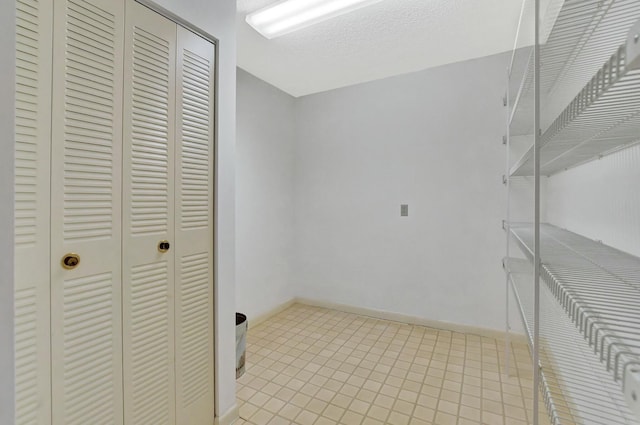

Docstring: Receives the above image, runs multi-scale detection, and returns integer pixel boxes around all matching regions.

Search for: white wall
[149,0,237,417]
[293,52,513,332]
[547,143,640,258]
[0,1,15,424]
[236,69,296,321]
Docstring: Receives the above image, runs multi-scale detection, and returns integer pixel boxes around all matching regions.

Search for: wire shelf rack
[511,23,640,176]
[510,0,640,138]
[509,1,640,177]
[506,2,640,424]
[508,223,640,421]
[505,257,636,424]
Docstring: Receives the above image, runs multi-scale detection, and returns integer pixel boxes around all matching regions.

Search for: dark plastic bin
[236,313,247,378]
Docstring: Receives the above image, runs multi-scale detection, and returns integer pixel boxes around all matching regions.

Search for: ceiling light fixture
[246,0,383,39]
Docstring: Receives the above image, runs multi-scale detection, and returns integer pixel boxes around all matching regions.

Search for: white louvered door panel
[122,2,177,424]
[15,0,52,423]
[49,0,124,424]
[174,26,216,425]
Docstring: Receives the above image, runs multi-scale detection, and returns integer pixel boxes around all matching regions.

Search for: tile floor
[236,304,549,425]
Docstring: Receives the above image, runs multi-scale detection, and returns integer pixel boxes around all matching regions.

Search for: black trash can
[235,313,247,379]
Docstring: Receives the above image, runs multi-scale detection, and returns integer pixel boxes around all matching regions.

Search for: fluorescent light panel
[246,0,383,39]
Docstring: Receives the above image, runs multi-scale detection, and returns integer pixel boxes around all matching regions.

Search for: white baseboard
[247,298,297,330]
[214,404,239,425]
[294,297,527,344]
[243,296,526,344]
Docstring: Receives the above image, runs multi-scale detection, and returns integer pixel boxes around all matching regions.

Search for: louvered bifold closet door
[49,0,125,424]
[122,2,177,424]
[174,26,216,425]
[15,0,52,423]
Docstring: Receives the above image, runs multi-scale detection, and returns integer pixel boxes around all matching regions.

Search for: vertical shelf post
[533,0,541,423]
[504,68,512,378]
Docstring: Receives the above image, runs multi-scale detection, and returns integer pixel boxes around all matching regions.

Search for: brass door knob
[61,253,80,270]
[158,240,170,253]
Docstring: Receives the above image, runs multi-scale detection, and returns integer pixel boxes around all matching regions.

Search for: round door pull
[61,253,80,270]
[158,240,170,253]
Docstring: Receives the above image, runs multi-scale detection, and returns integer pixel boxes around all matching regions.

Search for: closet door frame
[135,0,219,46]
[13,0,218,423]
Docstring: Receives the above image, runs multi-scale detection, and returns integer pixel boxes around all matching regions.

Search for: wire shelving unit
[510,0,640,137]
[507,224,640,423]
[510,2,640,176]
[504,0,640,423]
[505,256,636,424]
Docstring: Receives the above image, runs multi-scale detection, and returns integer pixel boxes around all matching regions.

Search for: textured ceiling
[237,0,534,97]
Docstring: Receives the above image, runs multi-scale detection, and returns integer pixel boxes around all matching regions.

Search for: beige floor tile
[379,384,400,399]
[460,394,481,409]
[340,410,364,425]
[300,383,321,397]
[262,382,283,397]
[356,389,377,403]
[249,408,274,424]
[236,305,541,425]
[386,375,404,388]
[316,417,338,425]
[483,410,506,425]
[367,405,390,422]
[504,403,526,420]
[266,416,290,425]
[483,398,504,416]
[459,404,480,421]
[437,400,458,416]
[387,411,410,425]
[370,393,393,410]
[362,380,382,393]
[324,379,344,392]
[239,402,259,419]
[248,392,271,407]
[462,384,481,398]
[238,386,257,401]
[291,393,311,408]
[316,388,337,403]
[401,380,421,393]
[349,399,371,416]
[248,375,269,389]
[332,394,353,409]
[295,410,318,425]
[397,389,418,404]
[263,397,286,414]
[323,404,346,421]
[339,384,360,398]
[434,411,457,425]
[411,405,434,422]
[307,398,328,415]
[439,389,460,403]
[278,403,301,421]
[441,379,461,393]
[420,384,440,398]
[392,399,414,414]
[503,392,525,408]
[407,418,430,425]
